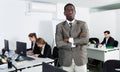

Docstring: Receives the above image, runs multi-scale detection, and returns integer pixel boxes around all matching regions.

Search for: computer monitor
[16,41,27,56]
[4,39,9,51]
[2,39,10,55]
[15,41,35,61]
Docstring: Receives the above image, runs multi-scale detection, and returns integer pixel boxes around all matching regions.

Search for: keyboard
[15,56,35,62]
[22,56,35,61]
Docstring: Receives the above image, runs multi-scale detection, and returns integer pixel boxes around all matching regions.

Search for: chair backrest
[42,62,66,72]
[103,60,120,72]
[89,37,99,48]
[89,37,99,44]
[52,47,59,59]
[52,47,60,67]
[114,40,118,47]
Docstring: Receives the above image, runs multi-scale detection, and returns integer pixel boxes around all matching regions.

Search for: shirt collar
[106,36,110,39]
[66,19,75,24]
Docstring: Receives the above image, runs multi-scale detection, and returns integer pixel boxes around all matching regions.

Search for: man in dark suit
[35,37,51,58]
[55,3,89,72]
[99,30,114,47]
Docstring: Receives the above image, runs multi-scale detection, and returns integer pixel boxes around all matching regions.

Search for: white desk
[0,57,54,72]
[87,47,120,62]
[0,64,15,72]
[13,58,54,72]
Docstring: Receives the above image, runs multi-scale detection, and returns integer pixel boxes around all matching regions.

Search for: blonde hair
[36,37,46,45]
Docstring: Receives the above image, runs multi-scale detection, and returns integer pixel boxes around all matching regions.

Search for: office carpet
[88,62,103,72]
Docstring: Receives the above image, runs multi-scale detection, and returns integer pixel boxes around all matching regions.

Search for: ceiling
[31,0,120,8]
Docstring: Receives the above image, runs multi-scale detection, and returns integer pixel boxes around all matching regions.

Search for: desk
[87,47,120,62]
[13,57,54,71]
[0,57,54,72]
[0,64,15,72]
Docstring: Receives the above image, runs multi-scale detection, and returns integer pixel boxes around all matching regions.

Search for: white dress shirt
[66,19,76,47]
[41,44,45,55]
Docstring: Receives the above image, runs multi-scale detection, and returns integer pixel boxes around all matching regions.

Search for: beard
[66,16,74,21]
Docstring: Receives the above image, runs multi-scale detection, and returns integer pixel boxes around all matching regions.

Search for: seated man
[99,30,114,48]
[34,37,51,58]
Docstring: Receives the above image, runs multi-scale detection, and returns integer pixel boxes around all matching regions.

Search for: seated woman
[27,33,39,54]
[34,37,52,58]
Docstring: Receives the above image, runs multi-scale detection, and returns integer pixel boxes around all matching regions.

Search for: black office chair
[52,47,59,59]
[52,46,60,67]
[114,40,119,47]
[103,60,120,72]
[89,37,99,48]
[42,62,67,72]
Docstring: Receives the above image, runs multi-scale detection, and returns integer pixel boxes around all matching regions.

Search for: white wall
[56,3,90,23]
[116,9,120,46]
[89,10,117,42]
[0,0,53,50]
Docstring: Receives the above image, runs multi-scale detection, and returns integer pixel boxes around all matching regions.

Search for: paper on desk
[0,64,7,70]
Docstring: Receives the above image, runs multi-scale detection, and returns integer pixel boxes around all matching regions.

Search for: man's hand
[64,38,69,42]
[80,33,86,37]
[34,54,39,57]
[98,44,103,48]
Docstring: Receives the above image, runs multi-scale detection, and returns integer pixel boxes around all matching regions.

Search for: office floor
[88,62,103,72]
[88,66,102,72]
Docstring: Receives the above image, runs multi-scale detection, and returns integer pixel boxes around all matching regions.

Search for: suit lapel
[72,20,78,30]
[62,20,79,37]
[63,21,71,30]
[70,20,79,37]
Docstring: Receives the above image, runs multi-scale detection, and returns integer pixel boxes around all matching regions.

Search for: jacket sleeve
[74,22,89,45]
[45,44,52,58]
[55,24,71,49]
[101,38,106,45]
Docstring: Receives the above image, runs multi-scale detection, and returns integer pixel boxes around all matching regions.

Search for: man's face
[64,5,76,21]
[104,33,110,38]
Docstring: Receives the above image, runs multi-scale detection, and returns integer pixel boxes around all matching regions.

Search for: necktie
[69,23,72,28]
[69,23,72,37]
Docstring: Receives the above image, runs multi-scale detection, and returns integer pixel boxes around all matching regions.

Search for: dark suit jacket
[101,36,114,47]
[38,43,51,58]
[55,20,89,66]
[27,42,40,54]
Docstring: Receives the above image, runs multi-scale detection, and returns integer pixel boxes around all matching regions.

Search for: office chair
[114,40,119,47]
[42,62,67,72]
[52,46,60,67]
[89,37,99,48]
[103,60,120,72]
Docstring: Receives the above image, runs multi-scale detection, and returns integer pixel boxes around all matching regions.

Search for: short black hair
[64,3,75,11]
[104,30,110,34]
